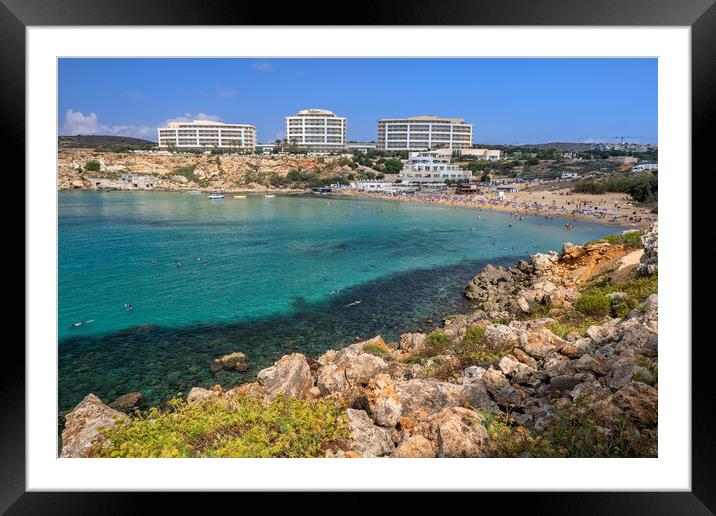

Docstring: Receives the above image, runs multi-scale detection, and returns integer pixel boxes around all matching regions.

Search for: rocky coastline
[60,224,658,458]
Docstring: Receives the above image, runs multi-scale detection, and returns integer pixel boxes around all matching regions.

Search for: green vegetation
[377,157,403,175]
[574,293,612,318]
[573,175,658,204]
[84,160,101,172]
[587,231,643,248]
[454,326,511,367]
[478,399,655,458]
[422,330,452,357]
[546,313,601,338]
[414,326,511,378]
[634,356,658,386]
[479,410,555,458]
[580,273,658,318]
[524,302,552,320]
[363,342,393,361]
[538,401,654,458]
[93,395,347,458]
[173,165,198,181]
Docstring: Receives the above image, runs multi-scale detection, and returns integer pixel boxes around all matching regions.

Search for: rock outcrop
[60,394,127,458]
[464,238,639,319]
[210,352,249,372]
[256,353,313,400]
[637,222,658,276]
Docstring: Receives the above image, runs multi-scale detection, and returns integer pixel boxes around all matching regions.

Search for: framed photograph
[5,0,712,511]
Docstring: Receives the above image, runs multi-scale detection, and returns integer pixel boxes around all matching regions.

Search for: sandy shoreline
[338,188,655,228]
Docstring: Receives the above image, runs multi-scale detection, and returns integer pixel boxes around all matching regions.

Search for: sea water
[58,191,618,414]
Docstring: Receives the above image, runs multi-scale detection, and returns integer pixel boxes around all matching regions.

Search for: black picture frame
[2,0,711,512]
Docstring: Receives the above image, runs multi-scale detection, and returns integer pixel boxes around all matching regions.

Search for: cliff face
[60,226,658,458]
[58,149,362,191]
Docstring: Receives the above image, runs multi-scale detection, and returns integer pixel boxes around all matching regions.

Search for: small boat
[208,193,224,200]
[187,190,202,195]
[265,194,276,198]
[233,195,247,199]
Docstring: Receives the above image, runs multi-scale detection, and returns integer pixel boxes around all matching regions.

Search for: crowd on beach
[356,190,656,227]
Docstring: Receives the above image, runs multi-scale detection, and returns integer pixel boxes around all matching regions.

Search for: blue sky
[58,58,657,145]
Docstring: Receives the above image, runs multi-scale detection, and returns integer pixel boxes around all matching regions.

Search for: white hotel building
[285,109,347,154]
[157,120,256,150]
[399,151,473,183]
[377,116,473,151]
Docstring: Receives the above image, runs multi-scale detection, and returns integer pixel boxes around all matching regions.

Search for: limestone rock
[108,391,143,411]
[612,382,658,425]
[520,327,567,359]
[392,435,436,458]
[395,378,496,416]
[187,386,222,403]
[484,324,522,351]
[345,409,395,457]
[256,353,313,400]
[210,351,249,372]
[457,365,487,385]
[315,337,388,400]
[60,394,127,458]
[399,332,427,354]
[415,407,490,458]
[366,374,402,428]
[637,222,658,276]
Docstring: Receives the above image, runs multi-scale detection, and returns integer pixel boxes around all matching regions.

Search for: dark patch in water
[58,256,520,419]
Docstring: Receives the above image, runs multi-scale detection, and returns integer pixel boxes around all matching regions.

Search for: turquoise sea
[58,191,619,415]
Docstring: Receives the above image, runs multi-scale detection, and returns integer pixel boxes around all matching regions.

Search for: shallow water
[58,191,618,414]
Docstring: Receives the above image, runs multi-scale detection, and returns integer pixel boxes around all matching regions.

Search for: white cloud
[61,109,155,140]
[251,61,272,72]
[163,112,222,125]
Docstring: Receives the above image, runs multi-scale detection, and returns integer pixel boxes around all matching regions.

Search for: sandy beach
[341,185,656,228]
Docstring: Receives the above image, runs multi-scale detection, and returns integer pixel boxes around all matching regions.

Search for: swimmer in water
[124,303,132,311]
[176,261,183,268]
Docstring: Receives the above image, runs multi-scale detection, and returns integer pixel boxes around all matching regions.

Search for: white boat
[233,195,247,199]
[208,193,224,200]
[265,194,276,198]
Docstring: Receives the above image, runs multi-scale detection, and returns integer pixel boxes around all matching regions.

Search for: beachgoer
[124,303,132,311]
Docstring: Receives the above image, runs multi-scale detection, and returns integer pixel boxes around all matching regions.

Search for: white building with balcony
[435,147,501,160]
[285,109,347,154]
[399,151,473,183]
[157,120,256,150]
[377,116,473,151]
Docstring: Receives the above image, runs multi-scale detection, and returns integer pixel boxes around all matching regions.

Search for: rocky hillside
[59,135,155,150]
[60,225,658,458]
[58,149,376,191]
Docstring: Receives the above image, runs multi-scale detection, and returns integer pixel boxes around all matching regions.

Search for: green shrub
[588,231,643,248]
[84,160,101,172]
[454,326,511,367]
[546,312,602,338]
[173,165,198,182]
[581,273,658,317]
[363,342,393,361]
[634,357,658,386]
[422,330,452,357]
[539,401,654,458]
[93,394,347,458]
[574,293,612,318]
[572,175,657,204]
